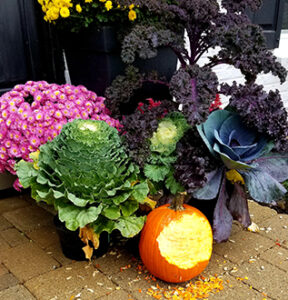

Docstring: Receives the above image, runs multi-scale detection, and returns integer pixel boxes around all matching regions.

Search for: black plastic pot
[53,216,109,261]
[60,26,178,98]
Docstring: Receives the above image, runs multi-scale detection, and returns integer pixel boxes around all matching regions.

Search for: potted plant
[0,80,120,191]
[36,0,180,96]
[106,0,288,243]
[15,119,151,260]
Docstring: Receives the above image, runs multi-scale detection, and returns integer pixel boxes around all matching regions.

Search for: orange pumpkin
[139,193,213,283]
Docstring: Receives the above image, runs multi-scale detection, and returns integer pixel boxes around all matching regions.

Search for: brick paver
[26,225,59,249]
[0,195,30,214]
[3,205,54,233]
[213,231,274,264]
[0,234,10,254]
[258,214,288,248]
[0,284,36,299]
[248,200,278,223]
[0,228,29,247]
[0,242,60,282]
[0,194,287,299]
[24,261,117,300]
[0,216,13,231]
[209,275,268,300]
[0,273,19,291]
[233,258,288,299]
[260,245,288,272]
[0,263,8,276]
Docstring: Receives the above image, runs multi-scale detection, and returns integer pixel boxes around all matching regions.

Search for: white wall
[205,30,288,108]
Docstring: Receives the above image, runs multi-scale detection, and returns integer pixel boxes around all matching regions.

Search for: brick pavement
[0,194,287,300]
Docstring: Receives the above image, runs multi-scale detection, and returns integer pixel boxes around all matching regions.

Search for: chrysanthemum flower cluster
[0,80,120,188]
[38,0,137,23]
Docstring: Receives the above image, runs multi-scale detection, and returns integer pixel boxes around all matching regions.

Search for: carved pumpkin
[139,193,213,283]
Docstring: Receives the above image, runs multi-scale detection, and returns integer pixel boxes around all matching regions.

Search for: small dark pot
[125,234,141,258]
[60,26,177,99]
[53,216,109,261]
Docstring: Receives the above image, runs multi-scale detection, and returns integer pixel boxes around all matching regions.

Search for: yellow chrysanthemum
[76,4,82,12]
[105,0,113,11]
[85,0,93,3]
[128,9,137,21]
[46,6,60,21]
[60,7,70,18]
[129,4,134,9]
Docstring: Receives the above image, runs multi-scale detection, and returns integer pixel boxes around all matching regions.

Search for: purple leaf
[228,183,251,228]
[242,169,287,204]
[254,153,288,182]
[213,177,233,243]
[193,167,224,200]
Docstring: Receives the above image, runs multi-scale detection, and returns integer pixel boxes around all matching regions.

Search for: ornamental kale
[106,0,287,144]
[144,112,190,194]
[121,98,178,167]
[221,83,288,152]
[105,0,288,243]
[193,110,288,242]
[15,119,149,246]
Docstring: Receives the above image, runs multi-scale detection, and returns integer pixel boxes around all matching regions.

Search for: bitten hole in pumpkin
[156,214,212,270]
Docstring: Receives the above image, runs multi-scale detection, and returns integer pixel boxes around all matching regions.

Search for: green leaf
[67,192,90,207]
[120,200,139,217]
[112,192,131,205]
[165,171,185,194]
[144,164,170,182]
[102,205,121,220]
[91,216,115,235]
[58,203,103,230]
[53,190,65,199]
[114,216,146,238]
[15,160,38,188]
[131,181,149,202]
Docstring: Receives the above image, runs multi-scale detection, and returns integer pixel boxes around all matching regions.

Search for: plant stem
[169,192,186,211]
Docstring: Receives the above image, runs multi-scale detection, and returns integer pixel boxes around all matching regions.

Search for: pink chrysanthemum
[0,80,121,188]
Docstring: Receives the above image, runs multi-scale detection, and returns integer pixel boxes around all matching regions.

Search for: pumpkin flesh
[139,204,213,283]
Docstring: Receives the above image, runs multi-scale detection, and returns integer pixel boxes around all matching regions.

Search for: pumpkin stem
[170,192,186,211]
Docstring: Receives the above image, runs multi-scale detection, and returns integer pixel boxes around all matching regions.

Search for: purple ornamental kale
[221,82,288,152]
[194,110,288,242]
[121,99,178,166]
[221,0,262,13]
[115,0,287,132]
[173,128,220,193]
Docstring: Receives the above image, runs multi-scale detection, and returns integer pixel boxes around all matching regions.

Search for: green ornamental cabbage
[15,119,149,239]
[144,112,190,194]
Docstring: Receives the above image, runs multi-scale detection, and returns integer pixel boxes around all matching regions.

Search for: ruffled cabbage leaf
[15,119,149,238]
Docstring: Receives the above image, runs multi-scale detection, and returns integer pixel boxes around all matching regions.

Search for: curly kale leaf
[221,82,288,152]
[121,100,178,167]
[170,65,218,126]
[207,14,287,83]
[121,25,182,64]
[221,0,262,13]
[173,128,220,193]
[105,66,143,118]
